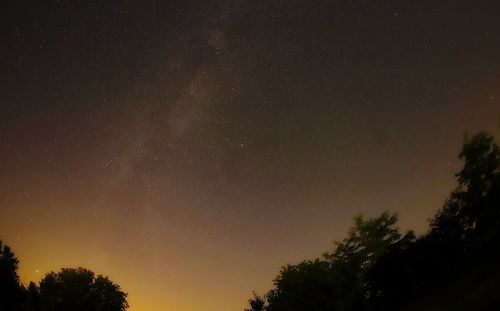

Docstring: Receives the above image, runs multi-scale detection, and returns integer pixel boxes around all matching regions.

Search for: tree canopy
[1,131,499,311]
[0,241,24,311]
[246,131,500,311]
[39,267,128,311]
[0,248,128,311]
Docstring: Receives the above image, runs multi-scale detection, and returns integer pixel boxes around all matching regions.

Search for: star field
[1,1,500,311]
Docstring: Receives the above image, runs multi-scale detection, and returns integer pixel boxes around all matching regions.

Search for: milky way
[1,1,500,311]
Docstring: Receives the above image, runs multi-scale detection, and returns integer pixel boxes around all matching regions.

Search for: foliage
[39,267,128,311]
[431,132,500,247]
[0,244,128,311]
[0,240,25,311]
[245,291,266,311]
[245,131,500,311]
[1,131,499,311]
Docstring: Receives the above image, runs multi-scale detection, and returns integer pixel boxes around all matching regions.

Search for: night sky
[1,1,500,310]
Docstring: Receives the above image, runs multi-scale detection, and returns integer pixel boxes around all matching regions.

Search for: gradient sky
[1,1,500,311]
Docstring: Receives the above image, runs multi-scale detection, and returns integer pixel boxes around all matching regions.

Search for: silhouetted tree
[26,281,41,311]
[93,275,129,311]
[0,240,24,311]
[326,212,415,269]
[254,212,414,311]
[39,267,128,311]
[244,131,500,311]
[432,132,500,247]
[245,291,266,311]
[323,212,415,311]
[363,237,420,310]
[265,259,335,311]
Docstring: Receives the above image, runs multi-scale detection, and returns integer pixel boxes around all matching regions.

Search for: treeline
[245,131,500,311]
[0,243,128,311]
[2,131,499,311]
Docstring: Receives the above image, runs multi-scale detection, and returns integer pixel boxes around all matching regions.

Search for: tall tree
[324,212,415,311]
[26,281,41,311]
[244,131,500,311]
[0,241,24,311]
[431,131,500,249]
[254,212,414,311]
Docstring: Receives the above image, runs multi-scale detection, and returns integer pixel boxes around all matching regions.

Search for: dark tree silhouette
[1,131,498,311]
[266,259,334,311]
[431,131,500,248]
[0,243,129,311]
[248,212,414,311]
[39,267,128,311]
[245,291,266,311]
[245,131,500,311]
[26,281,40,311]
[0,241,24,311]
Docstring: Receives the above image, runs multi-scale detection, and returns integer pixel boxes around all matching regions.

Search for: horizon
[1,1,500,311]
